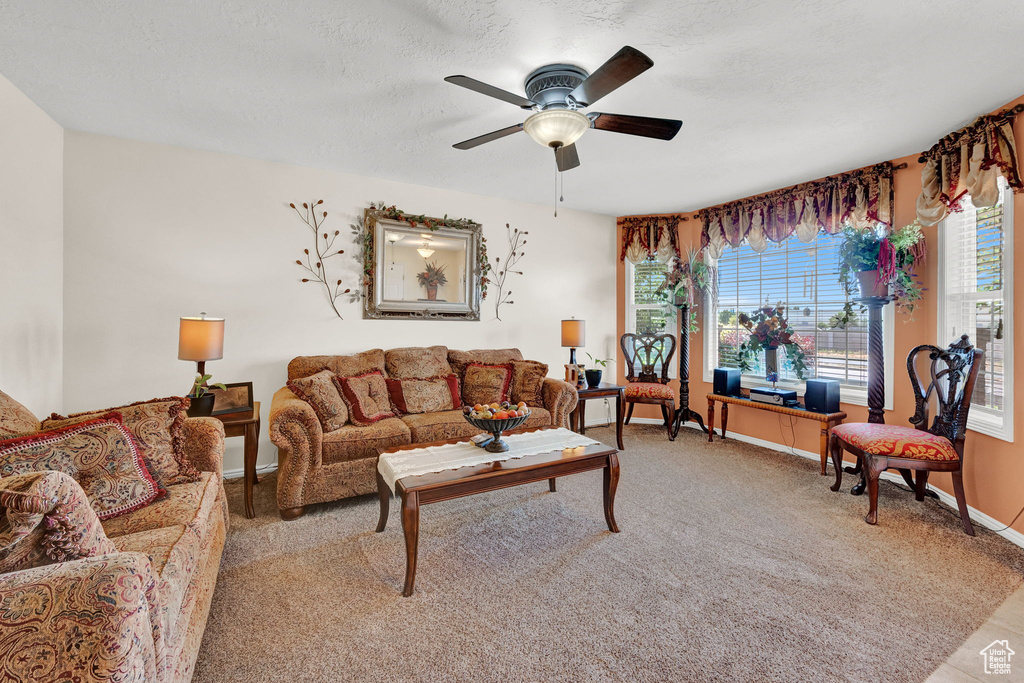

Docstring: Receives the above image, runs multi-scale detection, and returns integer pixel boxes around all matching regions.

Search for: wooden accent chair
[829,335,983,534]
[620,332,677,440]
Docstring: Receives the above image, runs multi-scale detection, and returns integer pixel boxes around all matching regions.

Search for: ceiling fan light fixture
[523,110,589,148]
[417,241,435,258]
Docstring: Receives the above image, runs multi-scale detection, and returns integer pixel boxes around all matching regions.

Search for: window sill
[966,412,1013,443]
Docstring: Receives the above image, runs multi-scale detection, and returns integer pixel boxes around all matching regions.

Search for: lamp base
[568,347,577,365]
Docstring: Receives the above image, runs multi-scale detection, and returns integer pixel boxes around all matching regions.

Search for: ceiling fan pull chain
[560,170,564,204]
[554,163,558,217]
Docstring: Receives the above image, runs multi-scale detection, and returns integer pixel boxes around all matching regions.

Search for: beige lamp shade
[561,319,585,348]
[178,315,225,362]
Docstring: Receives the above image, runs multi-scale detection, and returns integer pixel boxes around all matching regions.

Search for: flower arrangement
[661,246,715,333]
[737,303,809,380]
[417,261,448,287]
[837,221,926,319]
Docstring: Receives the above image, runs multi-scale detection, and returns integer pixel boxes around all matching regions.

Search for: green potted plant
[661,246,714,333]
[837,221,926,317]
[584,353,612,388]
[186,373,227,417]
[416,261,448,301]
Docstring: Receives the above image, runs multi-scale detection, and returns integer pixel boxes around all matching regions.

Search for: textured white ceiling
[2,1,1024,216]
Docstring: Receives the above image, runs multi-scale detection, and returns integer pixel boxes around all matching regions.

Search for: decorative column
[671,304,708,438]
[861,296,891,424]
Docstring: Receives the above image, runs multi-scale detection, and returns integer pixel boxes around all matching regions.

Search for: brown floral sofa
[0,390,228,683]
[270,346,578,520]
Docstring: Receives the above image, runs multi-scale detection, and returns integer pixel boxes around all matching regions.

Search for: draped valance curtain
[916,104,1023,226]
[620,215,684,264]
[700,162,895,259]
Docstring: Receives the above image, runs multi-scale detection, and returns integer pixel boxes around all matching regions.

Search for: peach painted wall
[617,93,1024,535]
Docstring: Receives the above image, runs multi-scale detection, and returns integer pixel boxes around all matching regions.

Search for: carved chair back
[620,333,676,384]
[907,335,984,457]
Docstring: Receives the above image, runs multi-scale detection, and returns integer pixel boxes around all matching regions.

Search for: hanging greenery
[836,221,927,323]
[659,246,715,333]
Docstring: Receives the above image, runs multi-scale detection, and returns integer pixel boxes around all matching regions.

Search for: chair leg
[829,434,843,492]
[951,470,975,536]
[914,470,929,502]
[624,403,635,425]
[664,403,676,441]
[864,458,883,525]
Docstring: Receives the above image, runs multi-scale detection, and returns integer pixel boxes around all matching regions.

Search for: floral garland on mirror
[288,199,350,319]
[353,202,492,300]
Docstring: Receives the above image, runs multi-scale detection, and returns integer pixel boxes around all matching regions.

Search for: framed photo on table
[209,382,254,416]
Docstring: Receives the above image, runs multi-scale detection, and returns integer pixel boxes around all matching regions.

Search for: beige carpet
[193,425,1024,683]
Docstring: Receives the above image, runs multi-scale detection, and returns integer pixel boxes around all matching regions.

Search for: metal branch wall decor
[289,199,350,319]
[492,223,528,321]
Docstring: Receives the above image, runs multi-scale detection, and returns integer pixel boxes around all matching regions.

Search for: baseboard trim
[223,463,278,480]
[668,423,1024,549]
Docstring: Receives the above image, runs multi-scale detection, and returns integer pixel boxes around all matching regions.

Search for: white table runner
[377,428,602,492]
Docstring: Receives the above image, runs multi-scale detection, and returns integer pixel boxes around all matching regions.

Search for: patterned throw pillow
[0,415,162,520]
[333,371,397,426]
[462,363,514,407]
[288,369,349,431]
[511,361,548,408]
[43,397,197,489]
[386,375,461,415]
[0,470,117,574]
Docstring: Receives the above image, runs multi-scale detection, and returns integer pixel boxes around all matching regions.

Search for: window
[705,232,892,406]
[938,178,1014,441]
[624,257,673,373]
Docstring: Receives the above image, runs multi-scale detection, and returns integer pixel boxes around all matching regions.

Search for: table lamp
[561,318,585,365]
[178,312,224,393]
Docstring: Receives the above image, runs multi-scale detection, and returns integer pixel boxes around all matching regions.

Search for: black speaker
[804,378,840,413]
[713,368,741,397]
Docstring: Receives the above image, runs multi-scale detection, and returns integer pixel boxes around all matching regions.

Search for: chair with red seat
[829,335,983,534]
[620,332,677,440]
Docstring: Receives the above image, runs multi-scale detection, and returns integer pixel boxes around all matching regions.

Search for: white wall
[0,74,63,417]
[63,132,617,472]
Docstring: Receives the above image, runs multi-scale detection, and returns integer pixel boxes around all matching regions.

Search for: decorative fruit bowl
[463,406,530,453]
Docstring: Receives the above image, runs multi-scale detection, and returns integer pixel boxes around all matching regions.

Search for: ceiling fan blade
[568,46,654,107]
[452,124,524,150]
[444,75,535,108]
[590,113,682,140]
[555,143,580,172]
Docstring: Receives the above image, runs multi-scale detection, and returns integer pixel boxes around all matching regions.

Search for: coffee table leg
[603,452,620,533]
[375,470,390,533]
[548,478,557,492]
[401,491,420,597]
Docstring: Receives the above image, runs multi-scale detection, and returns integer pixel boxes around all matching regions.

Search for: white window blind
[938,178,1014,441]
[625,257,673,373]
[706,232,891,403]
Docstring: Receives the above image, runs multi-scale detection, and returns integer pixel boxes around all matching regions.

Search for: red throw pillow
[0,414,162,519]
[333,371,397,426]
[462,362,514,407]
[386,375,461,415]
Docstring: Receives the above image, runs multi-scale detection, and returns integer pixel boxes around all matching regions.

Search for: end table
[571,383,625,451]
[213,401,260,518]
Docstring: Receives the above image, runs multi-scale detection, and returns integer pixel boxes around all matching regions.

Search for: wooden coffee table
[375,433,620,597]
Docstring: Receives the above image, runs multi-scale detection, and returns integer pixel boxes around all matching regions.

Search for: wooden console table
[213,401,260,519]
[706,393,846,475]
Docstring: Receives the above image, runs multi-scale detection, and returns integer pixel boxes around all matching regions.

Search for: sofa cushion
[334,371,397,426]
[385,346,452,379]
[448,348,523,385]
[0,415,162,520]
[511,361,548,408]
[400,410,480,443]
[386,375,460,415]
[44,396,198,489]
[109,472,222,634]
[462,363,514,407]
[0,390,40,437]
[102,472,221,538]
[0,471,117,573]
[518,407,553,430]
[288,349,385,382]
[322,418,411,465]
[287,370,349,431]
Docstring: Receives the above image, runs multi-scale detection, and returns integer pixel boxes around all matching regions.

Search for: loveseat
[0,390,228,683]
[269,346,578,520]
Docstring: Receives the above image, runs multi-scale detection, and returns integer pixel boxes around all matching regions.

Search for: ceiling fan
[445,46,681,172]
